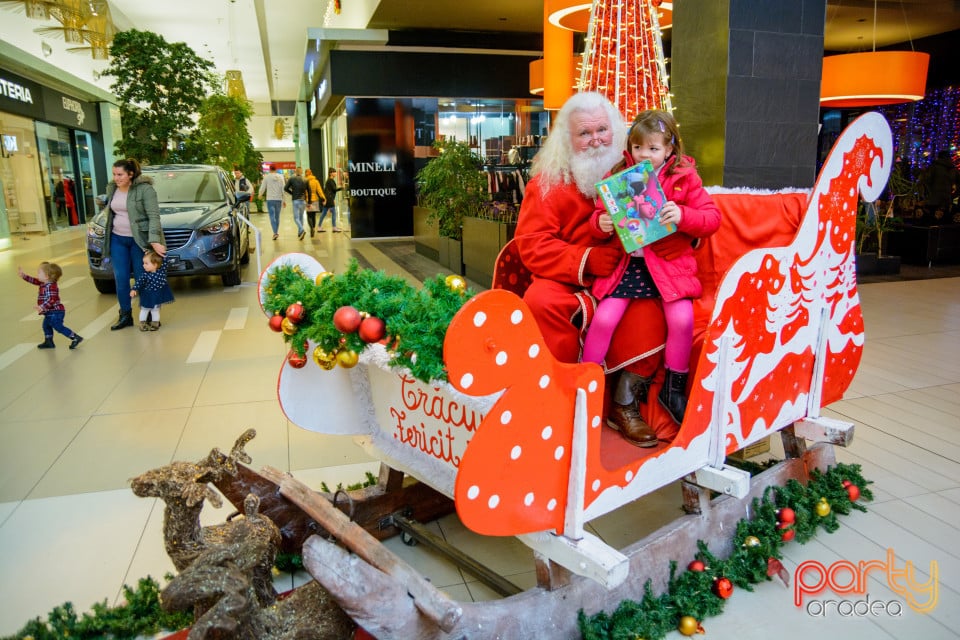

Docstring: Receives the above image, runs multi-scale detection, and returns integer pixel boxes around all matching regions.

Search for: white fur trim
[704,186,812,196]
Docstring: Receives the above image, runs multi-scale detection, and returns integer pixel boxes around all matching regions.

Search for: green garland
[578,462,873,639]
[262,260,473,384]
[2,575,192,640]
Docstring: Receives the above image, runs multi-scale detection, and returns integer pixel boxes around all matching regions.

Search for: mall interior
[2,0,960,638]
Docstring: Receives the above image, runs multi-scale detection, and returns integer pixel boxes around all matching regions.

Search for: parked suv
[87,164,251,292]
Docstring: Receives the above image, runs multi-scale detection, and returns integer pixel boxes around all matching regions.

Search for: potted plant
[415,139,487,274]
[855,200,901,275]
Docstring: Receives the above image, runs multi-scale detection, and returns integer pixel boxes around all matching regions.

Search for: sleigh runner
[214,112,890,637]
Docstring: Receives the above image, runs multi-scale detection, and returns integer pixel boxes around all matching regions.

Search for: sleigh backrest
[692,190,810,343]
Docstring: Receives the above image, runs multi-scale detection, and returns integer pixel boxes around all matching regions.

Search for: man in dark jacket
[284,167,309,239]
[318,168,343,232]
[924,150,960,218]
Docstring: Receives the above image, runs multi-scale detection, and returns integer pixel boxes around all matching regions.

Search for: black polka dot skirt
[611,257,660,299]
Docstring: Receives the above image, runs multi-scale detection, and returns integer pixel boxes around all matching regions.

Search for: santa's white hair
[530,91,626,197]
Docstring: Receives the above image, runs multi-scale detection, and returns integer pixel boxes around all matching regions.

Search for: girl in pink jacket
[582,110,721,426]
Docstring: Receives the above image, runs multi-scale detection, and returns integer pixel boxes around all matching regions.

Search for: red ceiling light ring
[820,51,930,108]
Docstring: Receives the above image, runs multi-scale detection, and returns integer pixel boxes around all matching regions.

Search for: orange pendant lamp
[820,50,929,108]
[819,0,929,109]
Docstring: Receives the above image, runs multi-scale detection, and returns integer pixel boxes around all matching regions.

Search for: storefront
[306,47,547,240]
[0,68,104,247]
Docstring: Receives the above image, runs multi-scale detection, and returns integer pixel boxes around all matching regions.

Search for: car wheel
[94,278,116,294]
[221,266,242,287]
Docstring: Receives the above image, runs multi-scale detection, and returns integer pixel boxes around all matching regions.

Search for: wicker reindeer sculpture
[131,429,355,639]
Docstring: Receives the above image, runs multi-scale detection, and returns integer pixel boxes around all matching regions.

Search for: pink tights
[582,297,692,372]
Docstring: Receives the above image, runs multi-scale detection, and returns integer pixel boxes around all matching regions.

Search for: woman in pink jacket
[582,109,721,427]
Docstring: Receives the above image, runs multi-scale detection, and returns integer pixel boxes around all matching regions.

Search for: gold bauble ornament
[743,535,761,547]
[337,349,360,368]
[312,346,338,370]
[316,271,334,285]
[445,274,467,293]
[678,615,701,636]
[816,497,831,517]
[281,317,297,336]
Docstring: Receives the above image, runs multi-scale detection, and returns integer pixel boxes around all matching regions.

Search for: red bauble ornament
[713,576,733,599]
[777,507,796,524]
[268,314,284,332]
[358,316,387,343]
[287,350,307,368]
[842,479,852,487]
[333,305,362,333]
[687,560,706,572]
[779,522,796,542]
[286,301,306,323]
[846,484,861,501]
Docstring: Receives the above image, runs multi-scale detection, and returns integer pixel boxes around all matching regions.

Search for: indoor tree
[103,29,215,164]
[415,139,487,241]
[191,92,263,180]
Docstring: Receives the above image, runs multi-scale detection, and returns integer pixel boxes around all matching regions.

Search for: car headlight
[87,223,105,239]
[201,219,232,234]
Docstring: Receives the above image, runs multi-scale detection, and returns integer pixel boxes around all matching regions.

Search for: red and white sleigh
[242,113,890,636]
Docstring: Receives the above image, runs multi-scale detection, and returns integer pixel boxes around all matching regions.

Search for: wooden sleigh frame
[209,112,892,638]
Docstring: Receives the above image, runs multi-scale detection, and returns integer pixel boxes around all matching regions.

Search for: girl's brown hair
[143,250,164,268]
[612,109,688,177]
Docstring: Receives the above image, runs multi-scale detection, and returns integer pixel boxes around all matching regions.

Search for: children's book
[595,160,674,253]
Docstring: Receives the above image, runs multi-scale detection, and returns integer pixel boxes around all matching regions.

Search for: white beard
[570,144,622,198]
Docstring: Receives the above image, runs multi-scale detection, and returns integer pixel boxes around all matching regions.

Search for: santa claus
[515,92,681,447]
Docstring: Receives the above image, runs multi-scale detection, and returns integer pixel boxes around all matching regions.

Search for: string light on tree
[578,0,672,122]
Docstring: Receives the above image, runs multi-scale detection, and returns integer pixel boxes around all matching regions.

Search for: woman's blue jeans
[318,205,337,229]
[110,233,144,313]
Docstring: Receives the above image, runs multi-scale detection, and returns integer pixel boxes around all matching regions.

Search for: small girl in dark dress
[131,250,174,331]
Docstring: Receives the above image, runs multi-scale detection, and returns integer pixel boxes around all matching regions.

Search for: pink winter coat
[590,154,720,302]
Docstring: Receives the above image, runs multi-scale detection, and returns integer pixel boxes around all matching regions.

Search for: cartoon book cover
[595,160,673,253]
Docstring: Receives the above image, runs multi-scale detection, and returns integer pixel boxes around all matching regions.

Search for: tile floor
[1,210,958,639]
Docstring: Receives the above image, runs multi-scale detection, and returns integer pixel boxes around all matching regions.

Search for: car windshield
[148,170,225,204]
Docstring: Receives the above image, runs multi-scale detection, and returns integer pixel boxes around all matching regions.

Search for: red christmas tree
[579,0,672,121]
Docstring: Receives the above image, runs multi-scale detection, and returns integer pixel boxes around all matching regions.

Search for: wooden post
[260,466,463,633]
[780,424,807,459]
[534,551,572,591]
[681,473,710,515]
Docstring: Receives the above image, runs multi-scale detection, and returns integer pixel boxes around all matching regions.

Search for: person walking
[19,262,83,349]
[304,169,325,237]
[317,168,343,232]
[259,165,286,240]
[101,158,167,330]
[284,167,309,240]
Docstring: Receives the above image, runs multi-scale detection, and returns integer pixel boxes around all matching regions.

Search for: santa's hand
[585,246,621,276]
[649,233,692,261]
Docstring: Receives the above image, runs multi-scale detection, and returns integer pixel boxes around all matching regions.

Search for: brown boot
[607,402,658,447]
